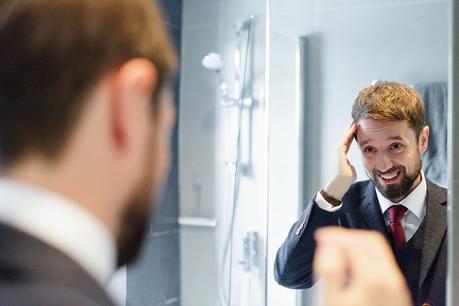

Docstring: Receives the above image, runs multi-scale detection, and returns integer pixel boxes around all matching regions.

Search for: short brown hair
[352,81,425,137]
[0,0,177,165]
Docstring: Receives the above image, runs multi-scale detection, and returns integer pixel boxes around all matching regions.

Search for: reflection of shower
[201,52,253,109]
[201,14,255,306]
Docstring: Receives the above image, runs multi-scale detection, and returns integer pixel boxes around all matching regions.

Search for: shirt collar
[376,170,427,220]
[0,179,116,285]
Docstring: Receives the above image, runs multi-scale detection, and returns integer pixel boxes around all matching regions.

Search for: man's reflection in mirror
[274,81,446,306]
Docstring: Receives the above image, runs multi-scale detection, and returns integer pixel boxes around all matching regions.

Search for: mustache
[374,166,404,176]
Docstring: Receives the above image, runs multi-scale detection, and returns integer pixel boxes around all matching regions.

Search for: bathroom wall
[180,0,267,305]
[125,1,182,306]
[267,0,450,305]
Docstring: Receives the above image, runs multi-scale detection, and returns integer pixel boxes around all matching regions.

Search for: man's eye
[364,147,376,153]
[391,143,404,151]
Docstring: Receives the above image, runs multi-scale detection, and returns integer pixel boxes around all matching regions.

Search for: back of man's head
[352,81,425,138]
[0,0,176,165]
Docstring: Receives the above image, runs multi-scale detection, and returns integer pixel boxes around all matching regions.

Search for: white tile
[316,85,371,182]
[314,2,449,85]
[269,2,449,86]
[179,93,219,163]
[180,26,220,95]
[183,0,221,27]
[270,11,315,39]
[271,0,315,16]
[219,0,266,24]
[269,87,299,159]
[179,160,218,218]
[270,0,448,15]
[315,0,449,12]
[180,230,219,306]
[269,31,297,89]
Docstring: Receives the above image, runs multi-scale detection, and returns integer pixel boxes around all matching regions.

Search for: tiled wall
[267,0,450,305]
[126,1,182,306]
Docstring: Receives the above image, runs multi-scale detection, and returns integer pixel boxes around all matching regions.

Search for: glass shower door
[179,1,268,306]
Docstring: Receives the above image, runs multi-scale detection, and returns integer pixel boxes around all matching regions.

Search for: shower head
[201,52,223,72]
[234,14,255,33]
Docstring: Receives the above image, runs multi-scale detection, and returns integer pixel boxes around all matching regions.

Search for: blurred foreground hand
[313,228,412,306]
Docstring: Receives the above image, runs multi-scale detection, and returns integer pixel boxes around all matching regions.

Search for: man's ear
[110,59,158,150]
[419,126,430,154]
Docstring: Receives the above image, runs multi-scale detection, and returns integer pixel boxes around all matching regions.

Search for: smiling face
[356,119,429,203]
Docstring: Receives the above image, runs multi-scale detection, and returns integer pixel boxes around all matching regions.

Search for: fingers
[341,123,357,154]
[314,227,412,306]
[314,239,349,306]
[325,123,358,201]
[314,240,347,291]
[315,228,397,279]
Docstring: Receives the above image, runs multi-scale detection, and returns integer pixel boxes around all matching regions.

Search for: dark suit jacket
[274,179,447,306]
[0,222,116,306]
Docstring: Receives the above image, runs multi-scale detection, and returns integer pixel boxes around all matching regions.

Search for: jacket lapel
[359,182,390,239]
[419,180,447,288]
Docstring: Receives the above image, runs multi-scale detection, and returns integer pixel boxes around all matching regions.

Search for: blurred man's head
[0,0,177,266]
[352,81,429,202]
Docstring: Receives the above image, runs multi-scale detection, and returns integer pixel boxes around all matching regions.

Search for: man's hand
[323,123,357,200]
[313,228,412,306]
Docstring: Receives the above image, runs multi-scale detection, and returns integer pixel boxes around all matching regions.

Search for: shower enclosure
[179,1,268,305]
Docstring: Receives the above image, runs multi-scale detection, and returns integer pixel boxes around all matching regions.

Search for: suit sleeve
[273,195,340,289]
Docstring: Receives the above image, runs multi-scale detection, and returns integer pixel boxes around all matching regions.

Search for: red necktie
[388,205,407,250]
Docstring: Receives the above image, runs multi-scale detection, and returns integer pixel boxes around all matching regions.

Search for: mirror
[121,1,456,306]
[267,0,452,305]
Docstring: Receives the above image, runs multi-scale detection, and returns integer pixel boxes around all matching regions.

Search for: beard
[114,133,170,268]
[115,168,156,267]
[368,156,422,202]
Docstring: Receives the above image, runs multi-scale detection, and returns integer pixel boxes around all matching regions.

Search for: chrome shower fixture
[201,52,253,108]
[234,14,255,34]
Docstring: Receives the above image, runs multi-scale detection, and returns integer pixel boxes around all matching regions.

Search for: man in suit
[274,81,447,306]
[0,0,176,305]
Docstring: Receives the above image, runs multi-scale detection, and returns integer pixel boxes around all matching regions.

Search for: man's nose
[376,153,394,173]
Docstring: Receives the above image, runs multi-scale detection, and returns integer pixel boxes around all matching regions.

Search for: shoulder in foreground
[0,285,115,306]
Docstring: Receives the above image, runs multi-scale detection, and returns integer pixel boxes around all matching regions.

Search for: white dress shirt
[316,171,427,242]
[0,179,116,285]
[376,171,427,242]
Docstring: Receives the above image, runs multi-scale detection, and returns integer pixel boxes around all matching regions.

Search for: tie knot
[388,205,407,224]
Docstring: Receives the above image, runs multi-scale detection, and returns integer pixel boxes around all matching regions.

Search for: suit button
[422,303,430,306]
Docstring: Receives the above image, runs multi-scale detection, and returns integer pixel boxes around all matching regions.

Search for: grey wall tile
[179,161,217,218]
[271,0,315,16]
[315,0,448,12]
[270,11,315,39]
[127,0,182,305]
[127,233,180,306]
[269,31,298,89]
[159,0,182,28]
[179,93,219,164]
[180,26,219,95]
[183,0,220,27]
[271,0,448,15]
[180,229,219,306]
[312,2,449,86]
